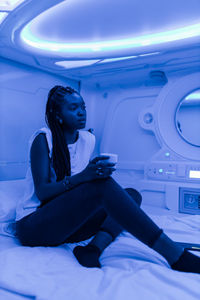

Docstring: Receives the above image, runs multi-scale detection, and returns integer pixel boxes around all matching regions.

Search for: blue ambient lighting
[139,52,160,57]
[185,93,200,100]
[55,60,100,69]
[55,55,142,69]
[98,56,138,63]
[159,168,163,173]
[20,23,200,54]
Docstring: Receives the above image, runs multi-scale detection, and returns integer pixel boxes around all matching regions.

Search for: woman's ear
[55,114,63,124]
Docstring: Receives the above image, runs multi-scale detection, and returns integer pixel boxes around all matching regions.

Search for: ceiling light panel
[55,60,100,69]
[98,56,138,64]
[20,23,200,57]
[139,52,160,56]
[18,0,200,58]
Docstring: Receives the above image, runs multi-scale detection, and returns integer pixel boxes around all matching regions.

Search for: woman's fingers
[90,156,110,164]
[97,161,116,167]
[88,157,116,179]
[95,167,116,178]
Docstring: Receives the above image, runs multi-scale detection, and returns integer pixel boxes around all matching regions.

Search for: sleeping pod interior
[0,1,200,299]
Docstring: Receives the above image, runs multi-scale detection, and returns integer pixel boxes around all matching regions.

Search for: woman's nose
[78,109,86,116]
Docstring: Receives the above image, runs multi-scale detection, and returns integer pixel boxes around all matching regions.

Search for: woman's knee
[85,178,112,199]
[101,176,124,194]
[95,178,143,208]
[90,176,118,194]
[124,188,142,207]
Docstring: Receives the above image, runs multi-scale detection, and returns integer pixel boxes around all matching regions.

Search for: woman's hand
[80,156,116,182]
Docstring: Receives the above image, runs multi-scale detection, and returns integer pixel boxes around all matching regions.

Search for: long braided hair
[45,85,79,181]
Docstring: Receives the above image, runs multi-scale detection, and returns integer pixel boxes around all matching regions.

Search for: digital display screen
[189,170,200,179]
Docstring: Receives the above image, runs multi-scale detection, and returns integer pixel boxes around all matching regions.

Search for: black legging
[15,177,162,247]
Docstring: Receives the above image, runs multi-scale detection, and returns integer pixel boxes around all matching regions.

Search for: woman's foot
[152,232,200,274]
[73,244,101,268]
[73,230,114,268]
[171,249,200,273]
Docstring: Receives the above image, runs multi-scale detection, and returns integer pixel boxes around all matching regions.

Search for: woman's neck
[63,129,79,144]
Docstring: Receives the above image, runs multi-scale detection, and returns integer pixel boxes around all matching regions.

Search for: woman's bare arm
[30,133,85,204]
[30,133,115,204]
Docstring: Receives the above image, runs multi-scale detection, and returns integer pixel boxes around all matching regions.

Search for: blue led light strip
[20,23,200,53]
[186,93,200,100]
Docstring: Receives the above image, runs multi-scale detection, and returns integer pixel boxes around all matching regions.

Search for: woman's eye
[69,105,77,111]
[69,104,86,111]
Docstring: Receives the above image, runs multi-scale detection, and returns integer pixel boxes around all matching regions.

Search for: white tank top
[15,127,95,221]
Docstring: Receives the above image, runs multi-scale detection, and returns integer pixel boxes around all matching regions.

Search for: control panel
[179,187,200,215]
[145,162,200,183]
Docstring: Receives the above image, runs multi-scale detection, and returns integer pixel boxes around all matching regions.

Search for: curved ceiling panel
[18,0,200,58]
[23,0,200,42]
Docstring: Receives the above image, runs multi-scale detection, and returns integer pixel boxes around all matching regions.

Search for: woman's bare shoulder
[31,133,50,154]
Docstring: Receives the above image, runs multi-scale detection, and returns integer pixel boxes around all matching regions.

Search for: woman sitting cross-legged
[15,85,200,273]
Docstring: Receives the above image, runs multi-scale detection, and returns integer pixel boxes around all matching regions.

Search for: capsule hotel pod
[0,1,200,299]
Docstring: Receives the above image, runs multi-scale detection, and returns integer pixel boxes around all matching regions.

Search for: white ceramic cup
[100,153,118,164]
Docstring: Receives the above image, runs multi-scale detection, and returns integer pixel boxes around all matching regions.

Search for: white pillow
[0,179,25,222]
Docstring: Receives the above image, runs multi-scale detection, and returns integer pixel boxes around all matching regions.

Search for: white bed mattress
[0,180,200,300]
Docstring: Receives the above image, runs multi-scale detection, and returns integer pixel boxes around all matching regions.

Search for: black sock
[171,249,200,273]
[73,244,101,268]
[73,230,114,268]
[152,232,184,265]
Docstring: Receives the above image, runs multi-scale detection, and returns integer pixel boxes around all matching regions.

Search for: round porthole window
[175,89,200,147]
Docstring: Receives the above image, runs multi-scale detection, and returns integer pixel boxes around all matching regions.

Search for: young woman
[15,85,200,273]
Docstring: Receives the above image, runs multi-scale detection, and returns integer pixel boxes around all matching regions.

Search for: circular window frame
[175,89,200,147]
[153,72,200,160]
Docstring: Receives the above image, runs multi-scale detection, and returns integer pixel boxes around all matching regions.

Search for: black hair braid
[45,85,78,181]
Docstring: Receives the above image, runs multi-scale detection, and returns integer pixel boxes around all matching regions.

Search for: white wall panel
[81,84,162,190]
[0,57,79,180]
[81,85,161,158]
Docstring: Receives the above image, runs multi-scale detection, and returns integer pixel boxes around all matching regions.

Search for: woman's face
[59,93,87,130]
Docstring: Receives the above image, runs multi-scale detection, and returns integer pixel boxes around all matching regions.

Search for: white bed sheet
[0,179,200,300]
[0,212,199,300]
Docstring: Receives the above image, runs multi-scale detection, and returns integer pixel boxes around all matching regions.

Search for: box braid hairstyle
[45,85,79,181]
